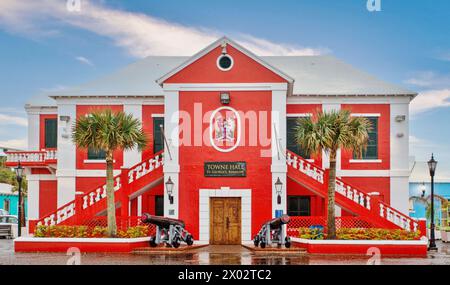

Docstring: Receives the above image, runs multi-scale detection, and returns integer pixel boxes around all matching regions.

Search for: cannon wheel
[260,241,266,249]
[285,237,291,248]
[172,237,181,248]
[186,235,194,246]
[149,236,157,248]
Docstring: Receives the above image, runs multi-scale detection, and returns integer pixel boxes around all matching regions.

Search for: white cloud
[75,56,94,66]
[404,71,450,89]
[410,89,450,115]
[0,113,28,127]
[0,0,328,57]
[0,138,27,150]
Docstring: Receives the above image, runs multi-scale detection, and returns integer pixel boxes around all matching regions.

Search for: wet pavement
[1,239,450,265]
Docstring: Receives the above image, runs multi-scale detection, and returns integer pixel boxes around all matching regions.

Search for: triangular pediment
[156,37,294,85]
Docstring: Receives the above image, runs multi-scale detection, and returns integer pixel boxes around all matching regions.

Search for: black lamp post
[14,162,24,237]
[165,176,174,204]
[275,177,283,205]
[427,154,438,251]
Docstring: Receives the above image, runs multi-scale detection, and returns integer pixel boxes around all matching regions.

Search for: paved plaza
[1,239,450,265]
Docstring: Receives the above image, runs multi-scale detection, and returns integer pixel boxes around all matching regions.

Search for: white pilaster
[137,196,142,216]
[56,102,77,207]
[26,179,39,220]
[163,90,180,218]
[271,87,288,217]
[27,112,40,151]
[390,103,410,214]
[123,104,143,167]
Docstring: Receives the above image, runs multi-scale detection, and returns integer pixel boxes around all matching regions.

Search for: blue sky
[0,0,449,175]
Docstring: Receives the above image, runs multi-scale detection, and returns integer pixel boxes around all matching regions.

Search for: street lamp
[14,162,24,237]
[427,154,438,251]
[275,177,283,205]
[165,176,174,204]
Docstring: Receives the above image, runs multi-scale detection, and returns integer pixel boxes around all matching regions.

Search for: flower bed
[34,225,151,239]
[290,228,427,256]
[296,227,421,240]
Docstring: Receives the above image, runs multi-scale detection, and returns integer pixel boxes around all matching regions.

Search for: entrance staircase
[33,149,418,233]
[286,150,418,232]
[34,151,164,228]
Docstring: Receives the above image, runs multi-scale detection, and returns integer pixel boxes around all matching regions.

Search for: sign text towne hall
[204,162,247,177]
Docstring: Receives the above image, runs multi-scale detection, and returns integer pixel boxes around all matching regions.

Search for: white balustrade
[6,150,58,164]
[286,151,324,184]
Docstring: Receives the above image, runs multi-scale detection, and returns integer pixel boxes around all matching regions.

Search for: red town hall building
[6,37,419,244]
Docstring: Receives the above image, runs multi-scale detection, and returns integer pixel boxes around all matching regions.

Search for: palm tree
[72,109,148,237]
[294,109,371,239]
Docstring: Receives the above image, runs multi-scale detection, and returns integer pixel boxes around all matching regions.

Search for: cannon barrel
[265,214,290,229]
[141,213,185,228]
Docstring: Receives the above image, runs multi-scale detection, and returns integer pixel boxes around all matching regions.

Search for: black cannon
[141,213,194,248]
[253,215,291,248]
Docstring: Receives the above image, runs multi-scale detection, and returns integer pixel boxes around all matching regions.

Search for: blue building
[409,161,450,227]
[0,183,27,217]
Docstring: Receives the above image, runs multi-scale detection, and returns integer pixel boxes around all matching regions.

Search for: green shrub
[296,227,421,240]
[33,225,150,238]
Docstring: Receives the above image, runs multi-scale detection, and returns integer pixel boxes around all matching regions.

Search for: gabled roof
[27,37,417,107]
[155,36,295,86]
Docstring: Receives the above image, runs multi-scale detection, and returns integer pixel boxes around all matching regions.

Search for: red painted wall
[141,184,164,215]
[165,45,287,84]
[141,105,164,160]
[39,114,57,150]
[342,177,390,204]
[31,168,52,175]
[287,104,323,166]
[287,178,325,216]
[178,90,273,238]
[76,177,106,194]
[341,104,390,170]
[76,105,124,170]
[39,181,57,217]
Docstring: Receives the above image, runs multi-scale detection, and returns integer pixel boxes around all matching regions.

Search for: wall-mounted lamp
[220,92,230,105]
[275,177,283,205]
[60,115,70,122]
[165,176,174,204]
[395,115,406,122]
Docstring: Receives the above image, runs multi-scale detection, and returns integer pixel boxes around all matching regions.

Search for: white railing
[286,150,419,232]
[37,201,76,227]
[286,151,324,184]
[380,203,419,231]
[35,152,165,228]
[128,153,164,184]
[335,179,371,210]
[82,176,121,210]
[6,149,57,163]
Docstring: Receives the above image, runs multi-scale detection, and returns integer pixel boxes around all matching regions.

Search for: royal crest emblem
[209,106,241,152]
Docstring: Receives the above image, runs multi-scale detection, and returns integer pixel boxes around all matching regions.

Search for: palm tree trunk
[326,150,337,239]
[106,151,117,237]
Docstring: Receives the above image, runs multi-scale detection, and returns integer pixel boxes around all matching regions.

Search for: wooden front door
[210,197,241,245]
